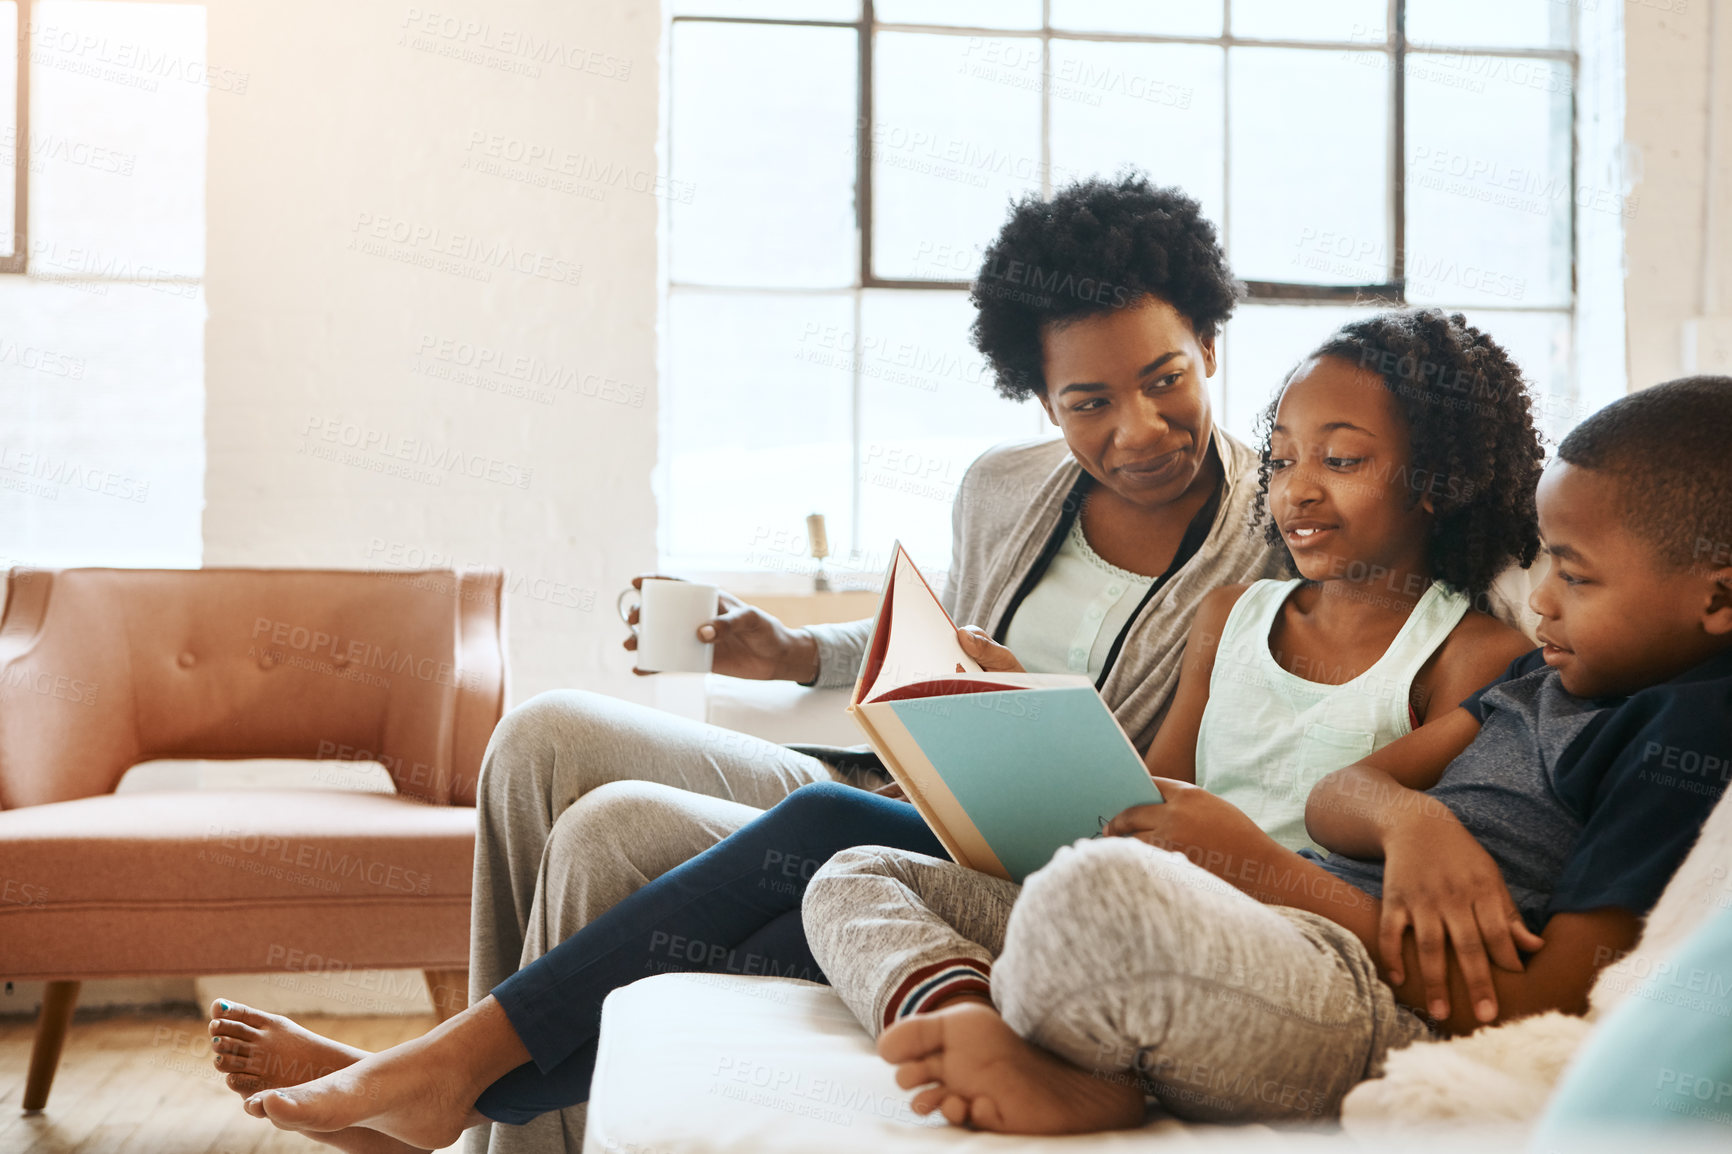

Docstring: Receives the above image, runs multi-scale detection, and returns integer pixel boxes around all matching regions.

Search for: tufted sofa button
[176,651,196,668]
[258,651,277,670]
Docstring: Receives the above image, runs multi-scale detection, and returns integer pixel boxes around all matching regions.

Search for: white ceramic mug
[617,579,720,673]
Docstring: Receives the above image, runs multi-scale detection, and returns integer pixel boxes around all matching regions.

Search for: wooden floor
[0,1008,454,1154]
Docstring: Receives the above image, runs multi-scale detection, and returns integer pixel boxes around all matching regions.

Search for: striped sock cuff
[883,958,993,1030]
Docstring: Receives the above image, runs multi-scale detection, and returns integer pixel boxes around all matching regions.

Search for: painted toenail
[218,1000,231,1010]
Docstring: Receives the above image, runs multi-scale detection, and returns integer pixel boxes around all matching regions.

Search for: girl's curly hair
[969,173,1243,400]
[1248,309,1545,598]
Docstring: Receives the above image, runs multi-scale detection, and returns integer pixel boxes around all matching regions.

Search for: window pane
[874,1,1040,31]
[872,32,1042,280]
[0,278,203,567]
[1450,309,1575,443]
[1222,307,1575,451]
[0,2,15,258]
[1048,41,1224,227]
[1049,0,1222,38]
[1407,0,1572,50]
[1217,303,1382,442]
[1227,47,1389,284]
[672,0,859,19]
[856,290,1047,566]
[29,0,207,278]
[664,290,855,564]
[1231,0,1385,42]
[669,23,856,288]
[1405,55,1571,309]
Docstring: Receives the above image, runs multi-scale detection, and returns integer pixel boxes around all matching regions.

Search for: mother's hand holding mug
[619,575,821,681]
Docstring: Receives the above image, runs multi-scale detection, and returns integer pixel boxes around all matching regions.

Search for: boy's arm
[1307,750,1545,1021]
[1109,783,1638,1037]
[1138,584,1247,785]
[1302,708,1484,854]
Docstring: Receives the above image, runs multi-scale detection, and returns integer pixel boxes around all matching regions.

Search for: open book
[847,543,1163,882]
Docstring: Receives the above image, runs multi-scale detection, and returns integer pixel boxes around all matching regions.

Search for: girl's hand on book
[1378,806,1545,1025]
[1104,779,1263,860]
[956,626,1025,673]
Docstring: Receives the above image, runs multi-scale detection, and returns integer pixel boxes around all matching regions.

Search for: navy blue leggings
[474,781,944,1124]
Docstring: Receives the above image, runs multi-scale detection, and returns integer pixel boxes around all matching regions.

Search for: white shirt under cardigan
[1001,517,1155,679]
[805,428,1287,754]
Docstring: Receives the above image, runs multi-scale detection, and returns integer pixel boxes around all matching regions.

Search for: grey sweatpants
[464,690,839,1154]
[804,838,1432,1124]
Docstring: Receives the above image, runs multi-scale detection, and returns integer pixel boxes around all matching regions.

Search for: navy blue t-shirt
[1321,647,1732,932]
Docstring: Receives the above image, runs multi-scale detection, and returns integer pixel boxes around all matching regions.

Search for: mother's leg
[469,690,837,1012]
[482,779,769,1153]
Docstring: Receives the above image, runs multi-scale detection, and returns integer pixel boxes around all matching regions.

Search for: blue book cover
[883,685,1163,882]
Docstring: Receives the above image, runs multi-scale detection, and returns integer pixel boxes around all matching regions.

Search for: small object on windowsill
[806,512,832,593]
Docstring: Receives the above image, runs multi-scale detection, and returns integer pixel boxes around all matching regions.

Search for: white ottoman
[582,972,1355,1153]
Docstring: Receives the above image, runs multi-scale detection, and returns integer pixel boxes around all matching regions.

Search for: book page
[860,545,982,703]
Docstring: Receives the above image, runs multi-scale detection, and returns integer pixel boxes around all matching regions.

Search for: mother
[214,174,1284,1152]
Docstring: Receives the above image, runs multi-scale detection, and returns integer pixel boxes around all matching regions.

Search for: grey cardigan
[806,426,1285,754]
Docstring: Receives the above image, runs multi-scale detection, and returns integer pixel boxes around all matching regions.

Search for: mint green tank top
[1192,578,1471,853]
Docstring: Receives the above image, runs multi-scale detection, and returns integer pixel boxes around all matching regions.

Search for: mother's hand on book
[623,576,820,682]
[956,626,1025,673]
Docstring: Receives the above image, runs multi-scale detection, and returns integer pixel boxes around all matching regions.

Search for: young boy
[802,375,1732,1133]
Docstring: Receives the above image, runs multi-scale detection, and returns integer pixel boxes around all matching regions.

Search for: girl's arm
[1407,611,1535,753]
[1137,584,1248,785]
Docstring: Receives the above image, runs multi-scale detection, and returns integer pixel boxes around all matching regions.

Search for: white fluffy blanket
[1340,787,1732,1129]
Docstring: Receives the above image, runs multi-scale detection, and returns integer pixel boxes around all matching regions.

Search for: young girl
[801,307,1547,1047]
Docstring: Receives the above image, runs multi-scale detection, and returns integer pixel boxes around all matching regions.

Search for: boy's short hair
[1556,375,1732,571]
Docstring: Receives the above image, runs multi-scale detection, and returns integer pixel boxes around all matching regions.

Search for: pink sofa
[0,567,506,1110]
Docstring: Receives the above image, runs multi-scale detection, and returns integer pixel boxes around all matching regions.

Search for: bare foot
[879,1001,1146,1134]
[208,1000,369,1097]
[244,996,529,1151]
[293,1125,431,1154]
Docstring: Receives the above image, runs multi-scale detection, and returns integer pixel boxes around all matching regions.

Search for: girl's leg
[804,847,1023,1037]
[990,837,1431,1123]
[476,781,945,1123]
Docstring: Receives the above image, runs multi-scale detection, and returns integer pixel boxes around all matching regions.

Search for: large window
[0,0,207,568]
[662,0,1608,577]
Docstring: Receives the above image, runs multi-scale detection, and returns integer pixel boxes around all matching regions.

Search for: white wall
[1624,0,1732,384]
[202,1,663,706]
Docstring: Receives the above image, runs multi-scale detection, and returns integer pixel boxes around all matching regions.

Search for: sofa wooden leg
[424,969,468,1021]
[23,980,81,1112]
